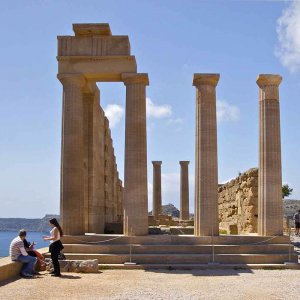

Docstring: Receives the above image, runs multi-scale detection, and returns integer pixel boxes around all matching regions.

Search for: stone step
[61,234,291,245]
[62,244,293,254]
[98,263,300,270]
[48,253,298,264]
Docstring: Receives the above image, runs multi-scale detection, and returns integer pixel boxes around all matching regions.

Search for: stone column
[85,87,105,233]
[257,74,283,236]
[122,73,149,236]
[58,73,86,235]
[152,161,162,220]
[180,161,190,221]
[193,73,220,236]
[82,90,94,233]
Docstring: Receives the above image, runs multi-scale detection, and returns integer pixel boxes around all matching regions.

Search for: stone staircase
[54,234,299,269]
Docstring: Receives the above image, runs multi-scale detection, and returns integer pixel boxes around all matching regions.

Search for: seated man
[9,229,37,278]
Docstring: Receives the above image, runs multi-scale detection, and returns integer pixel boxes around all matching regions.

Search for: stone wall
[218,168,258,234]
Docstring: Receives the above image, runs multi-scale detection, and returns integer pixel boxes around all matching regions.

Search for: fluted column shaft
[193,74,220,236]
[58,73,86,235]
[257,74,283,236]
[180,161,190,220]
[122,73,149,236]
[152,161,162,220]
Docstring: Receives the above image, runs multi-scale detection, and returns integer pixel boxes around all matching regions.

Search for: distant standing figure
[43,218,64,277]
[293,210,300,236]
[9,229,37,278]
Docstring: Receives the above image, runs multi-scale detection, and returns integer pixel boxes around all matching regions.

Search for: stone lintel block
[256,74,282,88]
[58,56,137,82]
[122,73,149,86]
[193,73,220,87]
[73,23,112,36]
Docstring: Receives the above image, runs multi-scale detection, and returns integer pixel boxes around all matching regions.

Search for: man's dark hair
[19,229,27,237]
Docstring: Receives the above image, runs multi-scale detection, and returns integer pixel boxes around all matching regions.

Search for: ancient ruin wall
[218,168,258,233]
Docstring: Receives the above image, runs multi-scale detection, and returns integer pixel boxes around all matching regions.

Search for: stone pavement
[1,269,300,300]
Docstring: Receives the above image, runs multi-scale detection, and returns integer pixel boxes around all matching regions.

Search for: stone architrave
[152,161,162,220]
[257,74,283,236]
[58,73,86,235]
[193,74,220,236]
[180,161,190,221]
[122,73,149,236]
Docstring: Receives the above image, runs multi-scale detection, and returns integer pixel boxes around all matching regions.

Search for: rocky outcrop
[218,168,258,234]
[46,259,98,273]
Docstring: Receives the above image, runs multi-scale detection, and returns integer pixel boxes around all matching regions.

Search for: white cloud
[276,1,300,73]
[103,104,124,128]
[146,98,172,118]
[167,118,184,125]
[217,100,240,123]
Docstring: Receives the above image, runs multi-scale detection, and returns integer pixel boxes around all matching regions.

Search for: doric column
[257,74,283,236]
[152,161,162,220]
[58,73,86,235]
[122,73,149,236]
[193,73,220,236]
[180,161,190,221]
[82,90,94,233]
[83,86,105,233]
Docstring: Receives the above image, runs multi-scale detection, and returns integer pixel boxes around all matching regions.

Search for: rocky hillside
[0,215,60,232]
[284,199,300,218]
[149,203,180,218]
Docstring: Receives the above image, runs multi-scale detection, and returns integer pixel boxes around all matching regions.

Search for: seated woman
[23,238,46,268]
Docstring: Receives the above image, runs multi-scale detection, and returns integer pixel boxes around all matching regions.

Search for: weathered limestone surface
[46,259,98,273]
[57,23,137,81]
[123,73,149,236]
[257,74,283,236]
[193,74,219,236]
[218,168,258,234]
[180,161,190,221]
[152,161,162,220]
[59,74,86,235]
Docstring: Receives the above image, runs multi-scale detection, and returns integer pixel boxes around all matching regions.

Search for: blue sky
[0,0,299,218]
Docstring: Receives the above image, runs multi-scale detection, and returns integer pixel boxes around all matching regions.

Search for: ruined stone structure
[57,22,284,238]
[58,23,148,235]
[218,168,258,234]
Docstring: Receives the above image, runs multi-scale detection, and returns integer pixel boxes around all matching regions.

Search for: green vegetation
[282,184,293,199]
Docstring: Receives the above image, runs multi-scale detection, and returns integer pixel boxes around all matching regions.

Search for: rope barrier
[67,235,125,244]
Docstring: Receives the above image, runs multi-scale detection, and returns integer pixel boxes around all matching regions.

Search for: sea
[0,231,48,258]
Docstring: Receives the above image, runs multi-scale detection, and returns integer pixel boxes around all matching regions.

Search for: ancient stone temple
[57,23,149,235]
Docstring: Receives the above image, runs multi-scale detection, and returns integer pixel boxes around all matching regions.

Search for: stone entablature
[218,168,258,234]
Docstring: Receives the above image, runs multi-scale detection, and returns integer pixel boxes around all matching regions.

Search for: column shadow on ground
[144,268,254,276]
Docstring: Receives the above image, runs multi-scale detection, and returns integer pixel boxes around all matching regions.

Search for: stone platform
[58,234,299,268]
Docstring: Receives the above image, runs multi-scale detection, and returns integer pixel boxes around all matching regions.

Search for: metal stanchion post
[124,227,136,266]
[208,225,220,265]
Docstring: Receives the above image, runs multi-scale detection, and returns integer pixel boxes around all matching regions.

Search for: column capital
[152,161,162,166]
[179,161,190,165]
[193,73,220,87]
[122,73,149,86]
[57,73,86,87]
[256,74,282,88]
